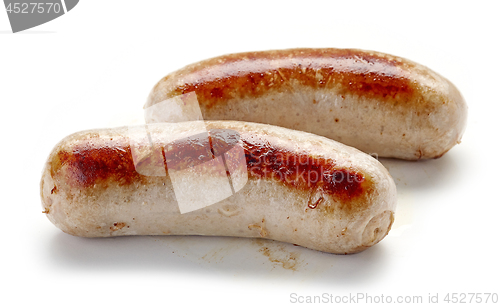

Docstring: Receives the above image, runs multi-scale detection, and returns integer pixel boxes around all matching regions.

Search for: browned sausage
[145,48,467,160]
[40,121,396,254]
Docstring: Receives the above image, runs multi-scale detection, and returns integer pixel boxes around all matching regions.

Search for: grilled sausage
[40,121,396,254]
[145,48,467,160]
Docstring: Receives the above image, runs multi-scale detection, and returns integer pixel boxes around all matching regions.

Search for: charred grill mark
[53,138,143,189]
[50,128,370,205]
[163,129,240,171]
[51,130,242,189]
[162,49,416,109]
[241,137,368,202]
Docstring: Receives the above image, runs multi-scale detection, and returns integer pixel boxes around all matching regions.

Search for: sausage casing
[40,121,397,254]
[145,48,467,160]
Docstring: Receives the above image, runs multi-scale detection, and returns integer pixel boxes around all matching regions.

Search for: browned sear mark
[51,129,242,190]
[242,136,369,203]
[52,137,142,189]
[159,49,417,109]
[110,222,126,231]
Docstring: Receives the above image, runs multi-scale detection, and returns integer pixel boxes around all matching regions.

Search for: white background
[1,1,498,306]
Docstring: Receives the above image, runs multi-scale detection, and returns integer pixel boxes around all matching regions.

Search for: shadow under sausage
[378,149,464,193]
[47,231,390,286]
